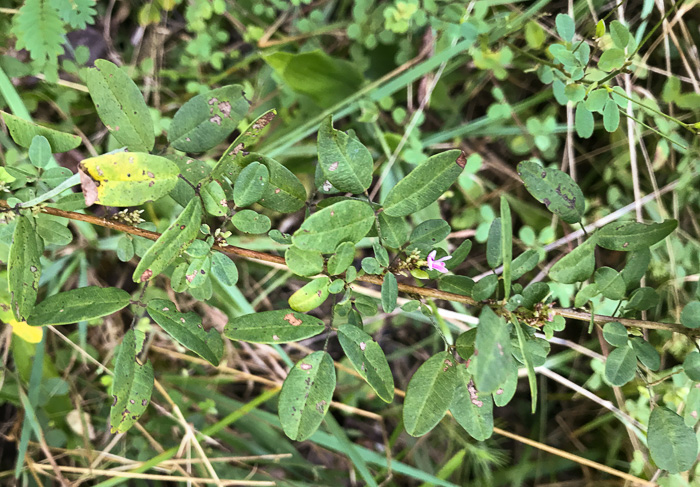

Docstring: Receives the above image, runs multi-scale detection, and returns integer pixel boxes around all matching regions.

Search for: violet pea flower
[426,250,451,274]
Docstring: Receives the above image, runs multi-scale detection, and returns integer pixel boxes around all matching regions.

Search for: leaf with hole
[450,365,494,441]
[278,351,336,441]
[338,324,394,403]
[147,299,223,366]
[86,59,154,152]
[382,150,465,217]
[109,329,153,434]
[168,85,249,152]
[79,152,179,207]
[132,199,202,283]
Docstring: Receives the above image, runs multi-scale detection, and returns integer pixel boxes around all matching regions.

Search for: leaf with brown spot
[224,309,326,344]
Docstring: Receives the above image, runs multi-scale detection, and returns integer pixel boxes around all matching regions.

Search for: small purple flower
[426,250,451,274]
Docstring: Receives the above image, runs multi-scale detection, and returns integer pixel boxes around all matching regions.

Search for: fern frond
[11,0,66,66]
[49,0,97,30]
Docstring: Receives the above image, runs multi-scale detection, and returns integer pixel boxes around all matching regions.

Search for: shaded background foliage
[0,0,699,485]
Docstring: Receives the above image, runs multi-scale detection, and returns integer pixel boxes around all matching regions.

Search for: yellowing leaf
[10,319,43,344]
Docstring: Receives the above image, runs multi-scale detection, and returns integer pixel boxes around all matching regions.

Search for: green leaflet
[449,365,494,441]
[337,324,394,402]
[288,277,331,312]
[132,199,202,282]
[167,155,211,208]
[0,110,81,152]
[510,249,539,280]
[264,50,363,107]
[292,200,375,253]
[79,152,179,207]
[224,309,326,344]
[683,352,700,381]
[596,220,677,251]
[382,150,465,217]
[216,153,306,213]
[548,237,596,284]
[147,299,224,366]
[233,161,269,208]
[109,329,154,434]
[473,306,512,393]
[36,217,72,246]
[681,301,700,329]
[403,352,458,437]
[604,346,636,386]
[211,109,277,179]
[317,115,373,194]
[630,337,660,371]
[381,273,398,313]
[285,246,324,277]
[278,351,336,441]
[201,181,228,217]
[409,219,450,247]
[513,320,537,413]
[377,212,410,249]
[500,197,513,300]
[492,361,518,407]
[232,209,271,234]
[27,286,130,326]
[648,407,698,474]
[168,84,249,153]
[602,322,628,347]
[517,160,585,224]
[486,218,502,269]
[210,252,238,287]
[594,267,626,300]
[326,242,355,275]
[86,59,154,152]
[28,135,52,168]
[438,275,474,297]
[8,215,41,321]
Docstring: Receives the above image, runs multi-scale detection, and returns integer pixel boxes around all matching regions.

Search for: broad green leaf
[317,115,373,194]
[455,329,477,360]
[327,242,355,275]
[603,98,620,132]
[564,83,585,103]
[449,365,494,441]
[28,135,52,168]
[681,301,700,329]
[338,324,394,402]
[683,352,700,381]
[224,309,326,344]
[362,257,381,274]
[286,246,324,277]
[147,299,224,366]
[610,21,631,49]
[377,213,410,248]
[604,346,636,386]
[403,352,458,437]
[264,50,363,107]
[79,152,179,207]
[0,110,81,152]
[382,150,465,217]
[116,235,135,262]
[597,220,677,251]
[201,181,228,217]
[594,267,626,300]
[517,160,585,224]
[167,155,211,207]
[133,199,202,282]
[492,361,518,407]
[86,59,154,152]
[8,216,41,321]
[575,104,594,138]
[219,153,306,213]
[549,237,596,284]
[233,161,269,207]
[36,217,72,246]
[409,219,451,247]
[630,337,660,371]
[438,275,474,297]
[585,89,608,112]
[293,200,374,253]
[381,273,398,313]
[289,277,331,312]
[602,321,628,347]
[598,48,626,72]
[621,248,651,288]
[185,239,212,258]
[627,287,659,311]
[211,252,238,286]
[232,209,271,234]
[473,307,512,393]
[278,351,336,441]
[555,13,575,42]
[210,109,277,179]
[648,407,698,474]
[500,197,512,299]
[168,85,249,152]
[472,274,498,301]
[510,249,539,280]
[109,329,154,434]
[27,287,129,326]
